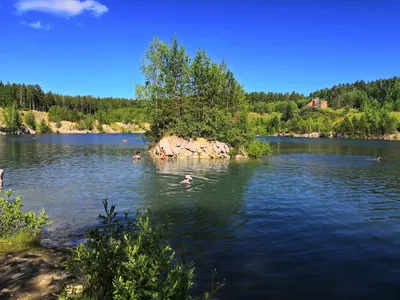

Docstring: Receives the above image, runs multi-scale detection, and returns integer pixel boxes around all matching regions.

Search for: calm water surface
[1,134,400,299]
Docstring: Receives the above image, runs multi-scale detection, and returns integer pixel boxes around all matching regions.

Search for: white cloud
[20,20,52,29]
[15,0,108,17]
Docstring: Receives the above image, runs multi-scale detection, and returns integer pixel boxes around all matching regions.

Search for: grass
[0,231,41,255]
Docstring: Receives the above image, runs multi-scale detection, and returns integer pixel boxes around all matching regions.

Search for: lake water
[1,134,400,299]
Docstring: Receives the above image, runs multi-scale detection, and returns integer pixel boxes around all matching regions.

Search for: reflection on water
[1,135,400,299]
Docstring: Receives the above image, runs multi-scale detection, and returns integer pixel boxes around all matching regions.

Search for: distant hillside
[0,109,149,135]
[309,76,400,110]
[245,77,400,139]
[246,76,400,111]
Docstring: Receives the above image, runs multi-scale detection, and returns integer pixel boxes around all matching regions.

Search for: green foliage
[0,190,52,238]
[334,109,399,138]
[0,231,40,255]
[25,111,36,130]
[96,121,104,133]
[246,77,400,138]
[48,106,82,122]
[67,200,224,299]
[246,139,272,158]
[137,36,250,149]
[38,119,52,133]
[75,116,94,131]
[246,91,305,106]
[4,104,21,133]
[94,107,148,125]
[310,77,400,110]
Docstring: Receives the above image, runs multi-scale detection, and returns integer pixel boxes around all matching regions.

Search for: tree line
[246,77,400,114]
[248,106,399,138]
[245,77,400,138]
[0,81,150,127]
[1,40,400,141]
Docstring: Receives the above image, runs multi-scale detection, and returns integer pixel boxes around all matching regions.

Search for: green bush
[75,117,93,131]
[246,139,272,158]
[228,148,238,157]
[67,200,224,299]
[0,190,52,238]
[4,104,22,133]
[96,122,104,133]
[25,111,36,130]
[48,106,83,123]
[38,119,52,133]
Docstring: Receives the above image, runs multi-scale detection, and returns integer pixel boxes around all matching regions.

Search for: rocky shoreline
[275,132,400,140]
[0,246,83,299]
[150,135,231,159]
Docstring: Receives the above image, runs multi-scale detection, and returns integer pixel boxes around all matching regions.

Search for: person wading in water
[133,151,141,160]
[180,175,193,184]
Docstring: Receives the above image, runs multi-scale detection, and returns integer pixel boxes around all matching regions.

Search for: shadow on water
[135,158,267,295]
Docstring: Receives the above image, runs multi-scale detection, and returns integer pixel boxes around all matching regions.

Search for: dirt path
[0,247,79,299]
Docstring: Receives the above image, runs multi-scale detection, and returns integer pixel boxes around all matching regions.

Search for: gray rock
[11,272,24,280]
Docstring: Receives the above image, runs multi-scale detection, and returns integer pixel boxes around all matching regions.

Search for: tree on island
[136,36,271,157]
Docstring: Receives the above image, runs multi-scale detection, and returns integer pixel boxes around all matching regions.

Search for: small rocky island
[150,135,231,159]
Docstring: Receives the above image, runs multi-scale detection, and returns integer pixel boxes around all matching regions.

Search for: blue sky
[0,0,399,99]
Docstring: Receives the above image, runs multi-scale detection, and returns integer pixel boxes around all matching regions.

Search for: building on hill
[306,98,328,108]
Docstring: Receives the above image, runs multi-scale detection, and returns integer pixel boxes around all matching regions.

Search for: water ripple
[2,135,400,299]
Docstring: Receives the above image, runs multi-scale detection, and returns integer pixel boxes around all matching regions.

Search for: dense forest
[0,81,149,131]
[1,44,400,140]
[245,77,400,138]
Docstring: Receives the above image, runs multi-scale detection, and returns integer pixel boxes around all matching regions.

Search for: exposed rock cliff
[150,136,230,159]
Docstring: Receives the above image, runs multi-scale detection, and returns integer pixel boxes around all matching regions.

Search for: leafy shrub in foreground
[0,190,52,238]
[67,200,224,299]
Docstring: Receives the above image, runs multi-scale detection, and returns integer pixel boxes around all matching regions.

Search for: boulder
[150,135,231,159]
[158,137,174,156]
[185,141,196,153]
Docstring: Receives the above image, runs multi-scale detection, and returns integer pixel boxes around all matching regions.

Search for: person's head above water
[377,156,381,161]
[181,175,193,184]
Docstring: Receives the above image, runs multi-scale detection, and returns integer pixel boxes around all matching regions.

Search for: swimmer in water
[377,156,381,161]
[180,175,193,184]
[133,151,141,160]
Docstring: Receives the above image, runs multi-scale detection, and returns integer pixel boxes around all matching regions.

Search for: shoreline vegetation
[0,108,149,135]
[0,190,225,299]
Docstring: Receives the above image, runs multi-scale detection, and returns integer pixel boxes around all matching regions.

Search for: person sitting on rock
[133,151,141,160]
[180,175,193,184]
